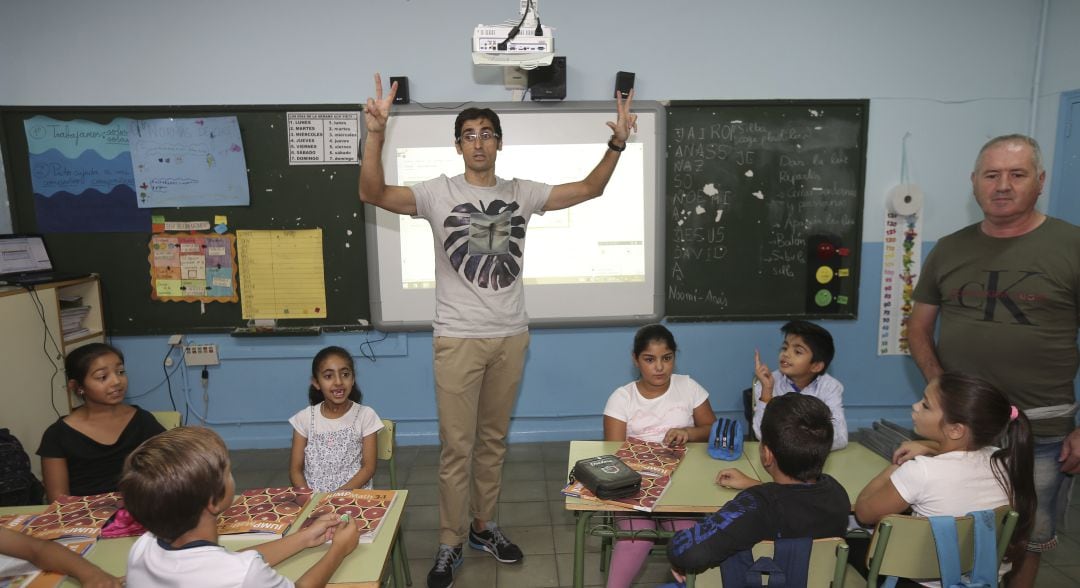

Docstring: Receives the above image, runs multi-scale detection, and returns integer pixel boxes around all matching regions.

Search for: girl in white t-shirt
[602,324,716,588]
[289,346,384,492]
[854,372,1035,571]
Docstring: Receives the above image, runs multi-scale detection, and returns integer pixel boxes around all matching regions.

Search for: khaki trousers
[433,332,530,546]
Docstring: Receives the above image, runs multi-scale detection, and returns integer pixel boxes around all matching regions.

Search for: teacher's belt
[1023,403,1079,421]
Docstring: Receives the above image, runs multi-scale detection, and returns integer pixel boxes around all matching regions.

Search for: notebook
[0,234,89,287]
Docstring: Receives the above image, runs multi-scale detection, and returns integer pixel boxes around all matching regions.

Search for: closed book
[217,486,314,539]
[300,489,398,544]
[562,473,672,512]
[20,492,122,540]
[0,514,36,533]
[0,537,95,588]
[614,437,687,477]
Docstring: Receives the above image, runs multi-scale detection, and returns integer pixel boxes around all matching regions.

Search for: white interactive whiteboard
[364,101,665,331]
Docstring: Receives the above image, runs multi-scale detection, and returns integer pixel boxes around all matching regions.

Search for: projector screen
[364,101,664,330]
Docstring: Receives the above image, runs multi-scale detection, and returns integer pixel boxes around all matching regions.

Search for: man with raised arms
[359,73,636,588]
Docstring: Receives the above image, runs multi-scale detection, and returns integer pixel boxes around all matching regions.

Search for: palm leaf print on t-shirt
[443,199,526,290]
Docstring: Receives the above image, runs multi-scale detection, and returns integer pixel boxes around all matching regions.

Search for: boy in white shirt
[121,427,358,588]
[752,320,848,450]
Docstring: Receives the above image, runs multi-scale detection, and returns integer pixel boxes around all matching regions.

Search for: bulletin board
[148,233,238,303]
[0,105,370,335]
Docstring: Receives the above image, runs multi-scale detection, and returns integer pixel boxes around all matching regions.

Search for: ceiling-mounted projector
[471,0,554,70]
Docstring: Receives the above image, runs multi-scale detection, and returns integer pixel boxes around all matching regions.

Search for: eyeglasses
[459,130,500,144]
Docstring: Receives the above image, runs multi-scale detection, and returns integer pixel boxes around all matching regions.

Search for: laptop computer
[0,234,90,287]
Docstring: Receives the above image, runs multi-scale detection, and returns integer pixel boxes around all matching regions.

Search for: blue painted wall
[111,242,926,447]
[2,0,1077,448]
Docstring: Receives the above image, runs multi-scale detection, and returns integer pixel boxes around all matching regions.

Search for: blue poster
[24,116,150,233]
[129,117,250,208]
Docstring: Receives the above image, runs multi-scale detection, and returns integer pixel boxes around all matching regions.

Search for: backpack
[881,509,998,588]
[719,537,813,587]
[657,537,812,588]
[0,428,45,506]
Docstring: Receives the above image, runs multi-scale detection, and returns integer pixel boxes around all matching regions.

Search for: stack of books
[217,486,315,539]
[562,437,687,512]
[59,297,91,342]
[0,537,95,588]
[851,420,919,461]
[299,489,399,544]
[0,493,120,587]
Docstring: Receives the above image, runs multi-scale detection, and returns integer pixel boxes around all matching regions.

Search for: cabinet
[0,275,105,478]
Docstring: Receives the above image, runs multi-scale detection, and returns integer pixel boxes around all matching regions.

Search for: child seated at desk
[37,343,165,502]
[120,427,359,588]
[853,372,1034,579]
[752,320,848,449]
[667,394,850,579]
[288,346,383,492]
[602,324,716,588]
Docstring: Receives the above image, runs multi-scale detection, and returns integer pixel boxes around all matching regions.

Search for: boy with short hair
[752,320,848,449]
[667,394,850,578]
[120,427,359,588]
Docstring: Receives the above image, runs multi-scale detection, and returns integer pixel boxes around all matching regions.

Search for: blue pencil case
[708,418,744,460]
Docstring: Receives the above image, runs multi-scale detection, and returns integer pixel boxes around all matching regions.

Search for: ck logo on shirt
[948,270,1046,325]
[442,199,526,291]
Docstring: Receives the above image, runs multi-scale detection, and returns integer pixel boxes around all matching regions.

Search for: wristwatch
[607,139,626,152]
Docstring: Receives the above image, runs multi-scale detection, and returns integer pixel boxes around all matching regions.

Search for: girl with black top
[37,343,164,501]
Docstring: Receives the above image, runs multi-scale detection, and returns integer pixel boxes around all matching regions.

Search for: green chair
[377,419,411,587]
[845,506,1018,587]
[690,537,849,587]
[151,410,181,430]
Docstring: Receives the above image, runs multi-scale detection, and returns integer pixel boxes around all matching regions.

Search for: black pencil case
[569,454,642,499]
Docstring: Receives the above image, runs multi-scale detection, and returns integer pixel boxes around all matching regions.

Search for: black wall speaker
[615,71,635,98]
[390,76,410,104]
[528,56,566,101]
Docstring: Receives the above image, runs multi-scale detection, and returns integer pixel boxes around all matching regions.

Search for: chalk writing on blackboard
[665,102,867,319]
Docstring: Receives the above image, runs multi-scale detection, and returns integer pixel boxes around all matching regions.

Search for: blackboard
[0,105,370,335]
[664,100,868,320]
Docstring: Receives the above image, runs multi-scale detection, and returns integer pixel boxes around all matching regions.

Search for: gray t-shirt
[412,174,551,337]
[913,217,1080,436]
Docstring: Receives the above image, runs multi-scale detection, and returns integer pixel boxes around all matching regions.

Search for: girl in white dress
[289,346,383,492]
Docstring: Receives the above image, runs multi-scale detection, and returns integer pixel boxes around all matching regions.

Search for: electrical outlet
[184,343,220,366]
[504,66,527,90]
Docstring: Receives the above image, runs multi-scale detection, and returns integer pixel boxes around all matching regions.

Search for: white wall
[1035,0,1080,194]
[2,0,1071,447]
[0,0,1046,239]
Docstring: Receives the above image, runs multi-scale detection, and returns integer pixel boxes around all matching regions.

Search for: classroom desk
[564,441,889,588]
[565,441,756,588]
[0,489,408,587]
[743,441,890,504]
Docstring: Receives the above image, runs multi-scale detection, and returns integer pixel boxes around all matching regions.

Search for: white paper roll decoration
[886,184,923,216]
[878,184,924,356]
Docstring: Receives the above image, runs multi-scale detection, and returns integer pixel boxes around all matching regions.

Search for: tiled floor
[231,441,1080,588]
